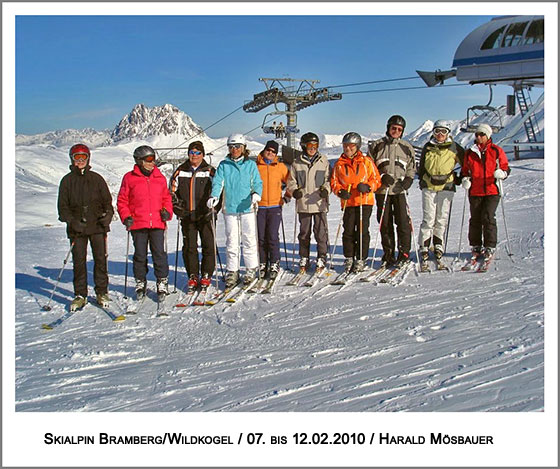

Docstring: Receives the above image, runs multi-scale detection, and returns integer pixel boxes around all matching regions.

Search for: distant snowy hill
[15,128,111,148]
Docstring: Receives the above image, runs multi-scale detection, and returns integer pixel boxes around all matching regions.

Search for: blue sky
[16,14,516,137]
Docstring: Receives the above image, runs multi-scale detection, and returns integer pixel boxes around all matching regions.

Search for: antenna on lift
[243,77,342,149]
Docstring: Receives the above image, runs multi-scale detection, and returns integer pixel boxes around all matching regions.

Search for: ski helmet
[433,119,451,133]
[133,145,156,163]
[300,132,319,151]
[342,132,362,150]
[387,115,406,131]
[69,143,90,164]
[227,134,246,147]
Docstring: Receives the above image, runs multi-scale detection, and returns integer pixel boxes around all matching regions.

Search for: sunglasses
[305,142,319,149]
[389,126,404,133]
[228,144,243,150]
[265,148,277,153]
[189,150,202,156]
[72,153,88,161]
[142,155,156,162]
[475,132,487,138]
[433,128,449,135]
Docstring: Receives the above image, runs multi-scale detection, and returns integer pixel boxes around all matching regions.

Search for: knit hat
[475,123,493,139]
[264,140,279,153]
[188,141,205,155]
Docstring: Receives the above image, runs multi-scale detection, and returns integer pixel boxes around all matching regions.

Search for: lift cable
[342,83,469,95]
[325,75,421,89]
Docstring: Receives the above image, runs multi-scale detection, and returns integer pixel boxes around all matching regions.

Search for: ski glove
[70,218,86,233]
[494,168,508,180]
[282,193,292,204]
[172,198,187,218]
[461,177,471,190]
[319,186,329,199]
[453,172,462,185]
[251,192,261,204]
[401,176,413,190]
[381,173,395,186]
[292,188,304,200]
[97,212,112,227]
[160,208,171,222]
[124,216,134,229]
[338,189,351,200]
[207,197,219,209]
[357,183,371,193]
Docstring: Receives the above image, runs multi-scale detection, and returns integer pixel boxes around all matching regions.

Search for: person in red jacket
[117,145,173,299]
[460,123,510,260]
[331,132,382,273]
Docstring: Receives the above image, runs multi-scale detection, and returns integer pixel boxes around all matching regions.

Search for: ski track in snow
[14,158,545,412]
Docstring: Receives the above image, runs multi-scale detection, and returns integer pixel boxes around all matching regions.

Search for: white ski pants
[418,189,454,249]
[223,212,259,272]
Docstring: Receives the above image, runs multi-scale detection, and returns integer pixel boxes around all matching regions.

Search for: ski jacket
[286,151,331,213]
[211,155,263,214]
[331,150,382,208]
[170,159,219,221]
[418,137,464,192]
[256,152,290,207]
[117,164,173,230]
[461,140,510,197]
[367,136,416,195]
[58,165,114,239]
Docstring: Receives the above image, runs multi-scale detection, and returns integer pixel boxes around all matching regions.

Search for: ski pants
[257,206,283,265]
[223,212,259,272]
[418,189,454,251]
[181,216,216,278]
[298,212,329,259]
[375,193,411,260]
[131,228,169,281]
[70,233,108,297]
[468,195,500,249]
[342,205,373,260]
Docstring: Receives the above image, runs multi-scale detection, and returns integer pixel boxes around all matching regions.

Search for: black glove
[357,183,371,193]
[160,208,171,222]
[392,181,404,194]
[124,216,134,229]
[70,218,86,233]
[319,186,329,199]
[282,194,291,204]
[453,172,462,185]
[173,199,187,218]
[401,176,413,190]
[97,212,112,227]
[292,188,304,200]
[338,189,351,200]
[381,174,395,186]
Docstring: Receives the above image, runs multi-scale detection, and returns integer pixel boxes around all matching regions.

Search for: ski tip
[113,315,126,322]
[41,324,53,330]
[41,305,52,311]
[175,303,189,308]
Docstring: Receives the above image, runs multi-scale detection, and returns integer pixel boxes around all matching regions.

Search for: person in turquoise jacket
[208,134,263,289]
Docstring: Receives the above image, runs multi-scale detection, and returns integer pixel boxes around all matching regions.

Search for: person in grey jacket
[367,115,416,267]
[286,132,331,271]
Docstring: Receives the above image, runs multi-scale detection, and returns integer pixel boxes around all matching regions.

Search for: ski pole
[403,191,421,272]
[359,192,363,261]
[280,214,289,271]
[328,184,352,271]
[444,197,453,254]
[124,230,131,299]
[173,219,180,293]
[291,200,298,271]
[454,187,468,264]
[498,179,514,262]
[210,206,219,291]
[370,188,389,268]
[253,203,261,278]
[42,240,76,311]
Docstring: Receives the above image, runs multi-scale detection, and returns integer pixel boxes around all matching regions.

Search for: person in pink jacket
[117,145,173,299]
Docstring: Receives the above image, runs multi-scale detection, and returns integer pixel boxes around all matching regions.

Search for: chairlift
[460,85,504,133]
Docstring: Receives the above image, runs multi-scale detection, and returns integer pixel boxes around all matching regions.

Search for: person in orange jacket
[331,132,382,273]
[256,140,290,280]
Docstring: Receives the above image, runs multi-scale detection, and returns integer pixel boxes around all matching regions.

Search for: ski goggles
[188,150,202,156]
[475,132,487,138]
[433,128,449,135]
[72,153,88,161]
[304,142,319,149]
[228,144,244,150]
[142,155,156,162]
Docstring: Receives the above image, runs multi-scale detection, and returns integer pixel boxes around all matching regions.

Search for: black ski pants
[70,233,108,297]
[131,228,169,281]
[342,205,373,260]
[468,195,500,248]
[257,206,283,264]
[375,193,411,261]
[181,217,216,278]
[298,212,329,259]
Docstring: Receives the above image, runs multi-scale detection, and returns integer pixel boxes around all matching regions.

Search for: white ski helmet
[227,134,246,147]
[433,120,452,133]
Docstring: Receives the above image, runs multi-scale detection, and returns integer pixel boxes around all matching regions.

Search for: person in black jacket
[57,144,114,311]
[169,141,220,291]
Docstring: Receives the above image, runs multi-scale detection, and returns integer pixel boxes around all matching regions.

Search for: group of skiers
[57,114,510,311]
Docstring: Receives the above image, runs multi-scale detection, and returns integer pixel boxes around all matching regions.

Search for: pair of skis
[41,297,126,330]
[460,252,495,273]
[286,267,330,287]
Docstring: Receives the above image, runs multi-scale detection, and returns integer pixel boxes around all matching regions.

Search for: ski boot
[187,274,199,292]
[135,279,147,300]
[268,261,280,281]
[199,273,212,289]
[434,244,444,260]
[225,271,239,290]
[299,257,309,272]
[352,259,366,273]
[243,268,258,286]
[483,247,495,260]
[395,252,410,268]
[70,295,87,312]
[343,257,354,273]
[96,292,110,308]
[316,257,327,270]
[259,262,268,279]
[156,278,169,296]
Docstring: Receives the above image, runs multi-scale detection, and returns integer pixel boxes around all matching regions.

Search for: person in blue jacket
[208,134,263,288]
